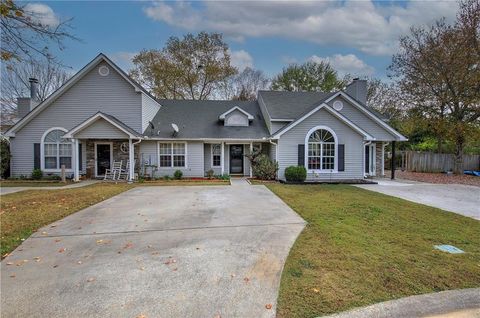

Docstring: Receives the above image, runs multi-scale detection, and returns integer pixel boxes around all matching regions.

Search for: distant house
[5,54,406,181]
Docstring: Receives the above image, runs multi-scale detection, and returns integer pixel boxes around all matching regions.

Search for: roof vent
[98,65,110,76]
[333,100,344,111]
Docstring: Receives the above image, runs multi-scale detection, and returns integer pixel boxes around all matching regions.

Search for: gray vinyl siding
[271,122,289,134]
[9,61,142,177]
[74,119,129,139]
[224,109,249,126]
[138,141,204,177]
[141,93,161,133]
[204,143,222,175]
[277,108,364,181]
[328,96,397,141]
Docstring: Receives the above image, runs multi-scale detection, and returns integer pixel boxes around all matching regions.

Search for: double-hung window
[159,142,186,167]
[211,144,221,167]
[43,129,72,170]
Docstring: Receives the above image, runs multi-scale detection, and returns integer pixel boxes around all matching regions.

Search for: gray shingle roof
[258,90,335,120]
[143,100,270,139]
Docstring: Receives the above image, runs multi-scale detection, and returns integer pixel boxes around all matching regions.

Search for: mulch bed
[388,170,480,187]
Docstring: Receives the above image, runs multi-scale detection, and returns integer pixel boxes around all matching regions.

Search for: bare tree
[0,0,77,63]
[1,58,71,117]
[220,67,270,101]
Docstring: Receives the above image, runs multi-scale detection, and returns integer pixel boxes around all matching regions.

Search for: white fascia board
[270,118,294,122]
[325,92,408,141]
[218,106,254,120]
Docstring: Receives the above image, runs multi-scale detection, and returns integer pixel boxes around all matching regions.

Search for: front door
[229,145,244,174]
[95,143,112,177]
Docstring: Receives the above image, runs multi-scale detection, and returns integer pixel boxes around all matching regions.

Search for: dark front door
[230,145,244,174]
[96,144,111,177]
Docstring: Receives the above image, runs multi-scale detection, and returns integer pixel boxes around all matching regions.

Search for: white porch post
[128,139,134,182]
[249,142,253,177]
[221,142,225,175]
[73,138,80,182]
[381,142,385,177]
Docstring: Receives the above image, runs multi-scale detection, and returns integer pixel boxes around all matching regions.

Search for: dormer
[219,106,254,127]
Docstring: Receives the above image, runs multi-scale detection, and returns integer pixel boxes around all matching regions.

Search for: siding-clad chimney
[345,78,367,105]
[17,78,39,118]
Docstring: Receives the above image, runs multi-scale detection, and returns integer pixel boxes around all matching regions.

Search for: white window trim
[157,141,188,168]
[211,144,222,168]
[305,126,338,174]
[94,142,113,177]
[40,127,73,173]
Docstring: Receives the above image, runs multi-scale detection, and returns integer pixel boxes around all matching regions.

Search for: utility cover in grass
[434,245,465,254]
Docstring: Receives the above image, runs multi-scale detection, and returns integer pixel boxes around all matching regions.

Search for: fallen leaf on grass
[312,288,319,293]
[265,304,272,310]
[41,231,48,235]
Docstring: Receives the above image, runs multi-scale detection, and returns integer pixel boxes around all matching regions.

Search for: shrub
[163,175,171,180]
[251,154,278,180]
[0,138,10,179]
[31,169,43,180]
[43,174,61,181]
[173,170,183,180]
[285,166,307,182]
[215,173,230,181]
[206,169,215,179]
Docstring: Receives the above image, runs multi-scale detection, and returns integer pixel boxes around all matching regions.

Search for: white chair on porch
[118,160,135,180]
[104,160,122,180]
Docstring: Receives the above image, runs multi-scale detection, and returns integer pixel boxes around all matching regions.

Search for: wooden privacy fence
[404,151,480,172]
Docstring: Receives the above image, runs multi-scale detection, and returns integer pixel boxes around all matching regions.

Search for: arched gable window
[306,127,337,171]
[42,128,72,170]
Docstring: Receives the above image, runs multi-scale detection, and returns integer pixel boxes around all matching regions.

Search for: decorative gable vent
[98,65,110,76]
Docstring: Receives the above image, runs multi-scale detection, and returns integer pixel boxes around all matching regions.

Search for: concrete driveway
[1,185,305,318]
[356,179,480,220]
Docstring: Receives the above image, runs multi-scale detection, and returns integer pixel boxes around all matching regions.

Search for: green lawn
[0,183,133,256]
[265,184,480,318]
[0,180,75,187]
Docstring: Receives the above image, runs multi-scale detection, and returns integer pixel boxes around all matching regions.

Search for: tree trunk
[436,135,443,153]
[453,130,465,174]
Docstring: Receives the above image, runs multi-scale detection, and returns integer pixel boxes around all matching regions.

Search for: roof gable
[64,112,140,139]
[5,53,159,137]
[219,106,254,120]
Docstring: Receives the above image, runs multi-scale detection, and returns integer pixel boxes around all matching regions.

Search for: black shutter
[298,144,305,166]
[338,144,345,171]
[34,143,40,169]
[365,145,370,173]
[78,143,83,171]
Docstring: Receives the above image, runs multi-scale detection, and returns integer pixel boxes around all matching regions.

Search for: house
[5,53,406,181]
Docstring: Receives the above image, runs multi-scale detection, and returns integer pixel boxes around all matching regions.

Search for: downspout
[363,140,372,178]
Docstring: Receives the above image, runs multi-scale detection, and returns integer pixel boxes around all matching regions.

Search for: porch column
[381,142,385,177]
[391,141,396,179]
[73,138,80,182]
[128,139,134,182]
[249,142,253,177]
[221,142,225,175]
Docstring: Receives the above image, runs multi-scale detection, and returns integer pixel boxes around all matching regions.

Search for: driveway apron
[1,185,305,318]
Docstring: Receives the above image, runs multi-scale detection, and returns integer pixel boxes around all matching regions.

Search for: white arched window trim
[40,127,73,172]
[304,125,338,173]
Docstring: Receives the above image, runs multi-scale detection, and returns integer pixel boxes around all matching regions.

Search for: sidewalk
[0,180,100,195]
[320,288,480,318]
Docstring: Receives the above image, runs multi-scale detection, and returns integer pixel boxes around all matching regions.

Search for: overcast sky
[29,0,459,79]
